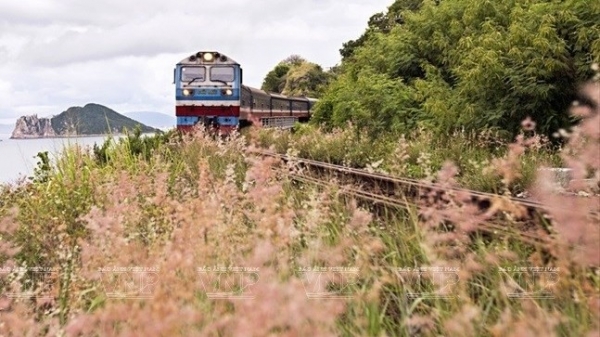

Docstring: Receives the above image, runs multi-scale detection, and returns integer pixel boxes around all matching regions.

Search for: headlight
[203,53,214,62]
[222,89,233,96]
[183,89,193,96]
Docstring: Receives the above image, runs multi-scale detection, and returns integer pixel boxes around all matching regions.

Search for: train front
[174,51,242,134]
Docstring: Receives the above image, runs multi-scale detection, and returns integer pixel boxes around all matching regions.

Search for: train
[174,51,318,134]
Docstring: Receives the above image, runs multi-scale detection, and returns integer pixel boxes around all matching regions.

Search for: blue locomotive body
[174,51,316,134]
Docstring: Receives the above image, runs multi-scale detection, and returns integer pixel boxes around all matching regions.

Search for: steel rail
[252,149,599,215]
[288,172,552,248]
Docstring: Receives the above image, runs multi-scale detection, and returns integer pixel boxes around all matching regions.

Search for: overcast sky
[0,0,392,124]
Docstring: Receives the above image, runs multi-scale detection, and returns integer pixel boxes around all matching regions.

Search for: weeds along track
[252,149,600,251]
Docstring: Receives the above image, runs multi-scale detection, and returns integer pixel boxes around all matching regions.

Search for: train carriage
[174,50,316,134]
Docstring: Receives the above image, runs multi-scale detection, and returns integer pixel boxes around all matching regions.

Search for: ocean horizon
[0,133,120,185]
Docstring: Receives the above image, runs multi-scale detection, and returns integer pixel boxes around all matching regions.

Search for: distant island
[10,103,159,139]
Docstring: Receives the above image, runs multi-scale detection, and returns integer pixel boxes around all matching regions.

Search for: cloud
[0,0,393,120]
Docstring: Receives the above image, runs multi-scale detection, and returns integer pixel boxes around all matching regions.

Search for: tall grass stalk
[0,88,598,336]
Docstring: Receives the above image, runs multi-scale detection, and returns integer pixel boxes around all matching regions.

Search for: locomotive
[174,51,318,134]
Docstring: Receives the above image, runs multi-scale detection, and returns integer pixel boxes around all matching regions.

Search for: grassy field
[248,122,566,196]
[0,89,598,336]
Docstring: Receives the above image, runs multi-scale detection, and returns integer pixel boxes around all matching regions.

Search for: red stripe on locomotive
[176,106,240,117]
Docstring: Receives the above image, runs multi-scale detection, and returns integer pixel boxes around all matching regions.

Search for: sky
[0,0,393,124]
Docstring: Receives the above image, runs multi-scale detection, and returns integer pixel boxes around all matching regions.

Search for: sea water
[0,133,117,185]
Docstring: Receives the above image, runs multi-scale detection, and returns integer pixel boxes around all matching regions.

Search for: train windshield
[181,67,206,83]
[210,66,235,82]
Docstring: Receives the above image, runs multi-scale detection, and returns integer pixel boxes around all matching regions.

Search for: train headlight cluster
[222,89,233,96]
[190,52,228,63]
[183,89,193,96]
[203,53,214,62]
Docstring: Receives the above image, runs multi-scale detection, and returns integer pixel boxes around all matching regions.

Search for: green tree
[340,0,425,60]
[262,56,330,97]
[261,55,306,93]
[318,0,600,139]
[261,62,291,93]
[281,63,329,97]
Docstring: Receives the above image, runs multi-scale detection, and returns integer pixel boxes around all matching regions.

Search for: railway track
[251,149,600,250]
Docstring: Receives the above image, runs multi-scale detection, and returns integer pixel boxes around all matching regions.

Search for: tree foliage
[51,103,157,135]
[339,0,425,60]
[317,0,600,139]
[261,55,330,97]
[261,62,292,93]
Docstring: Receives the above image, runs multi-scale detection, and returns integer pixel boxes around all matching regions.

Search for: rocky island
[10,103,158,139]
[11,115,57,138]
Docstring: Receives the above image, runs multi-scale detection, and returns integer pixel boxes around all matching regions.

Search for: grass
[248,123,564,196]
[0,86,598,335]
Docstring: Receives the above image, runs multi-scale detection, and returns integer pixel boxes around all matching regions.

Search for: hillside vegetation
[51,103,157,135]
[312,0,600,139]
[261,55,331,98]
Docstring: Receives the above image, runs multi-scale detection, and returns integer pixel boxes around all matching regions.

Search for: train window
[181,67,206,83]
[210,66,235,82]
[292,101,308,110]
[273,99,288,111]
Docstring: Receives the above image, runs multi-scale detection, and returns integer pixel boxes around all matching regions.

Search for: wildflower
[444,304,480,336]
[521,117,536,131]
[405,315,436,336]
